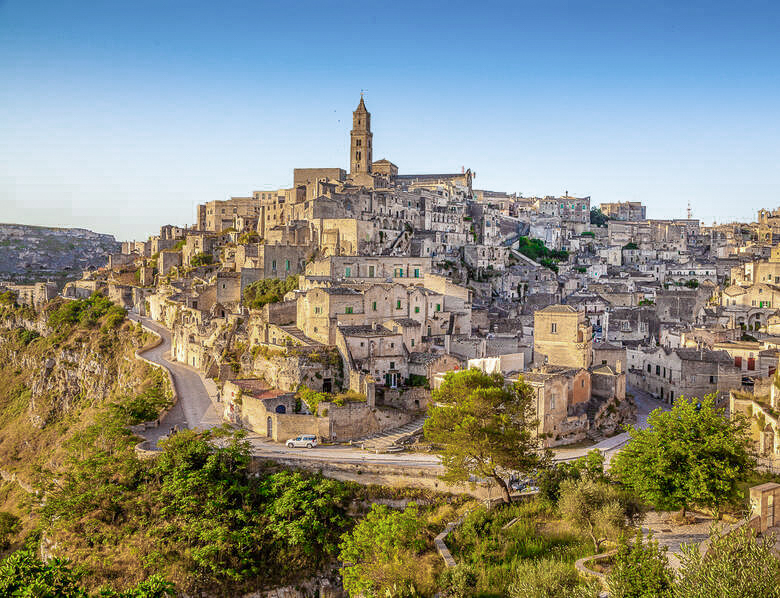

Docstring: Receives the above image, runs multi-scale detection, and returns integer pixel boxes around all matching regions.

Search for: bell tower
[350,94,372,175]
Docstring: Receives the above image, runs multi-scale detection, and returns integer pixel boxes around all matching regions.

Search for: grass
[448,498,595,597]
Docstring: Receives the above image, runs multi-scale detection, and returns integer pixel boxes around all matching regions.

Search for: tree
[610,396,754,516]
[558,478,644,552]
[590,208,610,227]
[537,449,606,503]
[423,369,551,503]
[607,529,675,598]
[338,504,430,598]
[674,524,780,598]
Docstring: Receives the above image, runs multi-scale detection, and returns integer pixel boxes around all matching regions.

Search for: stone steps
[354,417,426,453]
[279,325,323,347]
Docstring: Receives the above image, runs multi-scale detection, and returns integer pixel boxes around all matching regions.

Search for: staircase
[279,325,323,346]
[354,417,426,453]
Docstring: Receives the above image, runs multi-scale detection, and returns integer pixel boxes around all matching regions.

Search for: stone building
[533,305,593,369]
[627,346,742,404]
[600,201,646,221]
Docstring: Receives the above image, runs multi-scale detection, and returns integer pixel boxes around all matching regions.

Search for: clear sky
[1,0,778,241]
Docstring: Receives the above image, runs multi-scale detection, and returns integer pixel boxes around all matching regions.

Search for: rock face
[0,327,147,429]
[0,223,119,284]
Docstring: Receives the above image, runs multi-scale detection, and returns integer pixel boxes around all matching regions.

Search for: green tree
[423,369,551,503]
[590,208,609,227]
[537,449,606,503]
[558,478,644,552]
[339,504,429,598]
[607,529,674,598]
[611,396,754,516]
[674,524,780,598]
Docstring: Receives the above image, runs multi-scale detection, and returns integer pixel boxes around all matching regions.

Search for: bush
[674,524,780,598]
[607,530,674,598]
[0,512,19,549]
[190,252,213,267]
[559,478,645,551]
[47,293,126,331]
[508,559,600,598]
[339,503,432,598]
[243,275,299,309]
[438,563,476,598]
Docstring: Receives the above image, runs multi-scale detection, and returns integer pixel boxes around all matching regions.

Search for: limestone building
[533,305,593,369]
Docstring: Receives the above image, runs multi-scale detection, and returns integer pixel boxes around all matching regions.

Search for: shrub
[607,530,674,598]
[0,512,19,549]
[243,275,299,309]
[339,503,431,598]
[438,563,476,598]
[508,559,600,598]
[674,524,780,598]
[559,478,644,551]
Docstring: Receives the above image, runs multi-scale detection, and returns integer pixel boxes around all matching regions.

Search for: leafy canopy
[611,396,754,513]
[338,503,430,598]
[243,275,299,309]
[423,369,551,502]
[558,478,645,552]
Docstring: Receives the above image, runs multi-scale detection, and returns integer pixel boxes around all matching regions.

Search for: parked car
[286,435,318,449]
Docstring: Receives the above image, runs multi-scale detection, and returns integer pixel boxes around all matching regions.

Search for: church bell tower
[350,94,372,175]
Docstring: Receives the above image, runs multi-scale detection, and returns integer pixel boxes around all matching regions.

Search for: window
[369,265,375,277]
[647,364,651,373]
[372,301,377,311]
[550,392,557,410]
[436,303,441,312]
[272,260,277,270]
[356,151,361,161]
[345,266,351,277]
[390,361,395,370]
[285,259,290,271]
[414,306,420,314]
[551,322,557,333]
[399,268,404,278]
[709,375,716,384]
[414,268,420,278]
[356,139,362,147]
[656,365,660,375]
[314,307,322,315]
[345,306,353,314]
[396,299,402,309]
[411,339,415,347]
[602,359,607,365]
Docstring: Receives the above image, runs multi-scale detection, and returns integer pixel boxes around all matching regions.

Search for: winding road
[130,314,221,446]
[130,314,666,466]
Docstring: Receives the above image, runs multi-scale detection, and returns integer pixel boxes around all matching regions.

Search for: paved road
[554,386,669,463]
[130,314,221,446]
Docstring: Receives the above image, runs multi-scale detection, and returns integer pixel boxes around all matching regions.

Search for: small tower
[350,94,373,175]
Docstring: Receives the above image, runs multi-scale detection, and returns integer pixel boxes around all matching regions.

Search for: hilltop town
[4,97,776,460]
[3,97,780,596]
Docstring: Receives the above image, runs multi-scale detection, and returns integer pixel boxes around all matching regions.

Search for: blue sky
[1,0,779,241]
